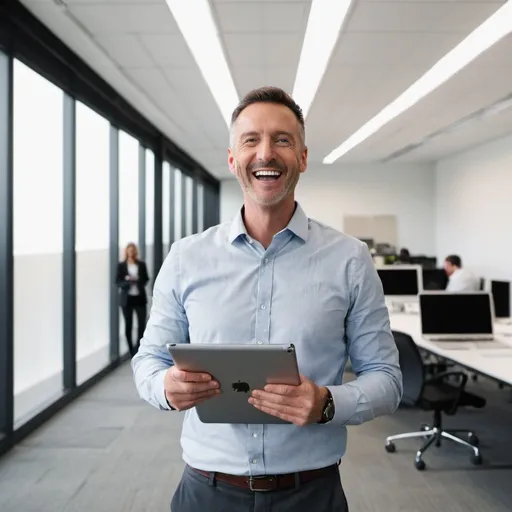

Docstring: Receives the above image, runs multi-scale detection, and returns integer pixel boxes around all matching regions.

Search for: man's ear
[228,148,236,176]
[300,146,308,174]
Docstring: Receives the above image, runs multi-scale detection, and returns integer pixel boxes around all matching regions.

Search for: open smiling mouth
[253,170,283,181]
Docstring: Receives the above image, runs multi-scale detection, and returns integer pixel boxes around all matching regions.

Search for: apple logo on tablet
[232,380,250,393]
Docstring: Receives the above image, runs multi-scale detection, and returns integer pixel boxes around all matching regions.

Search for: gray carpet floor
[0,363,511,512]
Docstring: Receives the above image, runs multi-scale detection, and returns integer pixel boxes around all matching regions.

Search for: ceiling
[19,0,512,179]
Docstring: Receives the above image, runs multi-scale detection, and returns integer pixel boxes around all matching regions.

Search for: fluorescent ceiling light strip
[165,0,239,127]
[293,0,353,119]
[323,0,512,164]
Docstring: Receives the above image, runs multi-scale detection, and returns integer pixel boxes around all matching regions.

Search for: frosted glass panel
[13,59,64,423]
[75,101,110,384]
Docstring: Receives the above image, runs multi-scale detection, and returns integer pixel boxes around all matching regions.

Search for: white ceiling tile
[65,0,161,4]
[163,67,208,94]
[263,33,303,66]
[94,34,154,67]
[215,1,309,32]
[224,34,263,67]
[213,0,303,3]
[139,34,194,67]
[263,67,296,93]
[68,4,179,34]
[347,1,504,33]
[123,68,170,92]
[233,67,266,96]
[332,32,464,66]
[262,2,310,32]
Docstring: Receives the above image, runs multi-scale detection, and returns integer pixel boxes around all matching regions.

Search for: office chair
[385,331,486,470]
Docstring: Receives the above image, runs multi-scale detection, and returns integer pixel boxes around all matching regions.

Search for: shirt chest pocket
[270,280,348,343]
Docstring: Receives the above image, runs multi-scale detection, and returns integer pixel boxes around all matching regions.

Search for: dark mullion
[109,126,119,362]
[181,172,187,237]
[62,94,76,390]
[169,165,175,246]
[192,178,198,234]
[0,49,14,438]
[153,142,163,275]
[138,144,146,261]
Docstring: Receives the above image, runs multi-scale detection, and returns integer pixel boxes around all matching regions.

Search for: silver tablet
[166,343,300,424]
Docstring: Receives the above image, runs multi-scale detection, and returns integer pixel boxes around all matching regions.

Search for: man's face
[444,260,455,276]
[228,102,307,207]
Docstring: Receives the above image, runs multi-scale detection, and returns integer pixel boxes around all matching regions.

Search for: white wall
[435,133,512,283]
[220,163,436,255]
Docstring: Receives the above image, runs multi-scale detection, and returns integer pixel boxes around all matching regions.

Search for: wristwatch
[318,388,335,424]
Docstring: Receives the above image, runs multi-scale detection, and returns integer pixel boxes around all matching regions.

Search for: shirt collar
[228,202,309,244]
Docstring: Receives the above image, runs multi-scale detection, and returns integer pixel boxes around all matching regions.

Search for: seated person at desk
[395,247,412,264]
[444,255,479,292]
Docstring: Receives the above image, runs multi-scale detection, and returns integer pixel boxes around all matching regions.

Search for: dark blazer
[116,260,150,307]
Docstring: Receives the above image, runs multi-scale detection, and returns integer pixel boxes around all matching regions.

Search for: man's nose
[256,139,274,162]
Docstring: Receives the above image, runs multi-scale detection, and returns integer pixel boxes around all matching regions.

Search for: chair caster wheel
[471,454,482,465]
[414,459,426,470]
[420,424,430,431]
[468,434,479,447]
[385,442,396,453]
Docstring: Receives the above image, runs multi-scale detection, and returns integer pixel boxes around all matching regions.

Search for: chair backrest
[392,330,424,406]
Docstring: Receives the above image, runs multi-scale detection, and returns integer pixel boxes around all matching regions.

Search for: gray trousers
[171,464,349,512]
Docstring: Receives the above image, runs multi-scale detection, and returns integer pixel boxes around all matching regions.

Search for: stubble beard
[235,160,301,207]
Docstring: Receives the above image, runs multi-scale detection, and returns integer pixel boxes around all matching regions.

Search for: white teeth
[254,170,281,177]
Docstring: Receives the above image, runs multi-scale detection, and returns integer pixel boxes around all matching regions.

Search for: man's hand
[164,366,220,411]
[248,375,328,426]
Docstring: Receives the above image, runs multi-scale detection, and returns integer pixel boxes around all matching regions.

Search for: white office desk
[389,312,512,386]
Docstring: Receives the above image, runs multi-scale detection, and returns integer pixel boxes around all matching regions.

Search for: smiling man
[132,86,403,512]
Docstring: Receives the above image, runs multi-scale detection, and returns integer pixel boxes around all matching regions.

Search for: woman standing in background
[116,242,150,357]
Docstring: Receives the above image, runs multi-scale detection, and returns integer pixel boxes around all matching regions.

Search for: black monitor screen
[377,268,419,296]
[420,294,493,335]
[491,280,510,318]
[422,269,448,290]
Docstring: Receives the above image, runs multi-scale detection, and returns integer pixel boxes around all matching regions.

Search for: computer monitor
[491,280,510,318]
[376,266,422,297]
[419,292,494,340]
[422,268,448,290]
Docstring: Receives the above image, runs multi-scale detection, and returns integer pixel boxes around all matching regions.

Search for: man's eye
[244,138,257,143]
[277,138,290,144]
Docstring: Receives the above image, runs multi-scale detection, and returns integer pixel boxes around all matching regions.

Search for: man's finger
[263,383,301,396]
[249,399,303,425]
[172,368,212,383]
[177,388,220,403]
[251,390,295,405]
[249,397,298,418]
[176,380,219,394]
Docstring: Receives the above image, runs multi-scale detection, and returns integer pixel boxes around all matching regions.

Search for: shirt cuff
[155,369,174,411]
[326,384,358,426]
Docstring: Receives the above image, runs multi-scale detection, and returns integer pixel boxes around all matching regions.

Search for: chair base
[385,425,482,470]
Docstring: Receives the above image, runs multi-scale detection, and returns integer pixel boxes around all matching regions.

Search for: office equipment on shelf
[422,268,448,290]
[419,292,495,341]
[491,280,510,319]
[358,237,374,250]
[385,331,484,471]
[377,265,422,299]
[411,256,437,269]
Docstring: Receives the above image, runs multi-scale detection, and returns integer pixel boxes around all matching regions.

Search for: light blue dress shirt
[132,203,402,476]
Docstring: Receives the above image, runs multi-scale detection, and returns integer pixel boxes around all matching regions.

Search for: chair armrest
[424,371,468,392]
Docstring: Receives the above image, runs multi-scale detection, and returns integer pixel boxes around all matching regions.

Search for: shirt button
[256,341,263,345]
[252,433,258,438]
[261,304,266,310]
[264,258,269,263]
[251,459,258,464]
[247,238,253,244]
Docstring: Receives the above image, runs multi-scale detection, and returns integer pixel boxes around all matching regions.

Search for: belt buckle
[249,475,276,492]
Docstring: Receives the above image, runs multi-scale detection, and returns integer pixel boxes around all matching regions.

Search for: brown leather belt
[191,463,337,492]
